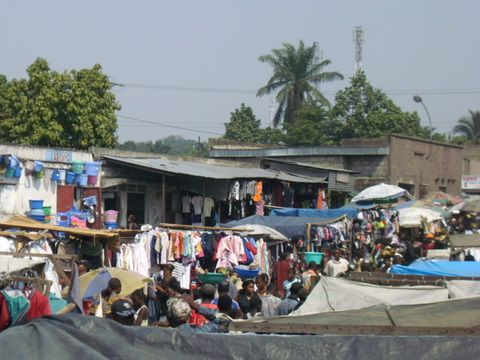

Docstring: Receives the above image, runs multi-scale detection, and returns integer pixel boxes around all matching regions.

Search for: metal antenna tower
[268,99,275,127]
[353,26,365,71]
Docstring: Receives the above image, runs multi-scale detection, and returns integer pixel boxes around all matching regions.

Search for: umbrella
[80,267,151,300]
[230,224,288,242]
[352,183,412,203]
[461,199,480,213]
[398,208,443,228]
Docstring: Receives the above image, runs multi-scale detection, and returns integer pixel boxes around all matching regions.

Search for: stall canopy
[398,207,443,227]
[449,234,480,248]
[269,207,358,219]
[224,215,343,238]
[352,183,412,204]
[1,314,478,360]
[291,276,448,316]
[391,259,480,277]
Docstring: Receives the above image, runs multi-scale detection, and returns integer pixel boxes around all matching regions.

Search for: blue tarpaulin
[390,260,480,277]
[270,207,358,219]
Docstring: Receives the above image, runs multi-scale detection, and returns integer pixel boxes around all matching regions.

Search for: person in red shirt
[276,252,291,299]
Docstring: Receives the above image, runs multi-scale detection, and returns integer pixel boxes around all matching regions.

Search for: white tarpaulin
[447,280,480,299]
[398,207,443,227]
[352,183,411,203]
[292,276,449,316]
[0,255,45,273]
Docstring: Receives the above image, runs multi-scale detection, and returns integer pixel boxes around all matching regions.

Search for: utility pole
[353,26,365,72]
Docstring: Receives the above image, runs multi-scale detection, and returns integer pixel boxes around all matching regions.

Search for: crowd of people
[96,249,354,332]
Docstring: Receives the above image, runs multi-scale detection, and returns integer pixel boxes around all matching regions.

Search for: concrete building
[0,144,94,219]
[92,147,333,227]
[209,134,463,198]
[461,144,480,194]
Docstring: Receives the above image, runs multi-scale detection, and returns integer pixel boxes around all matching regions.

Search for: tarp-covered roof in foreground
[0,314,478,360]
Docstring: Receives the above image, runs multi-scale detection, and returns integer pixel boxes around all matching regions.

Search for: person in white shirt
[323,250,349,277]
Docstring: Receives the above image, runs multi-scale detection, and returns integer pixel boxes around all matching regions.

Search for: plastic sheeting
[242,296,480,328]
[390,260,480,277]
[269,207,358,219]
[224,215,340,238]
[447,280,480,299]
[292,276,449,316]
[0,314,478,360]
[0,255,45,274]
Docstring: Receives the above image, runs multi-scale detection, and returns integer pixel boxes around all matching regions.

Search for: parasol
[80,267,151,300]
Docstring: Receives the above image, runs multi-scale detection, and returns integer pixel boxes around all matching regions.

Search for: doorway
[127,193,145,225]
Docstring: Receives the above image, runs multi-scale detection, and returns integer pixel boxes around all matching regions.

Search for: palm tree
[257,41,343,127]
[453,110,480,143]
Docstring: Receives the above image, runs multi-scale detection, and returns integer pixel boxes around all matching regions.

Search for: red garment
[26,290,52,321]
[276,260,291,297]
[189,309,209,327]
[0,293,10,331]
[245,241,258,256]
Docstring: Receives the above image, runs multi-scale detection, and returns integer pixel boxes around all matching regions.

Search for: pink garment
[215,235,245,270]
[256,200,265,216]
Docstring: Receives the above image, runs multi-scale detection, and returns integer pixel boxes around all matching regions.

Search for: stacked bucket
[3,155,23,179]
[28,199,51,223]
[65,161,101,187]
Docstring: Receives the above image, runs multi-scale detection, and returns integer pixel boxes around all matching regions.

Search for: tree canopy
[0,58,120,150]
[453,110,480,144]
[224,103,283,144]
[257,41,343,127]
[331,71,431,140]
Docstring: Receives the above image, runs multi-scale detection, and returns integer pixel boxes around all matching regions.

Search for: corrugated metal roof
[262,158,359,174]
[209,146,390,158]
[102,156,327,183]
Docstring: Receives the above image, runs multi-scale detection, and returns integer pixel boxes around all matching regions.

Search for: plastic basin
[235,265,260,280]
[304,252,325,265]
[29,200,44,209]
[197,273,228,285]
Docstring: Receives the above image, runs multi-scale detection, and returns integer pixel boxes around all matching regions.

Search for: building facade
[209,134,463,198]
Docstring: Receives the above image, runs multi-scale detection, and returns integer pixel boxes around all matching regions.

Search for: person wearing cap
[108,299,135,326]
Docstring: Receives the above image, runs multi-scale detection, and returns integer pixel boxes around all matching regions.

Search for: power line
[117,114,223,136]
[112,80,480,96]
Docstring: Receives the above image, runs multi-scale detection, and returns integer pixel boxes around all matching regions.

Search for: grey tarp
[224,215,342,238]
[292,276,449,316]
[0,314,478,360]
[236,296,480,329]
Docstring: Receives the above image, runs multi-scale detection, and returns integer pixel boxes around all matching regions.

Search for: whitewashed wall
[0,145,94,219]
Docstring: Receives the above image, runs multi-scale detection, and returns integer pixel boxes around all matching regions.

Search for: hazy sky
[1,1,479,142]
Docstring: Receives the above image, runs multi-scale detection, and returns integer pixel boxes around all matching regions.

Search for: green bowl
[197,273,227,285]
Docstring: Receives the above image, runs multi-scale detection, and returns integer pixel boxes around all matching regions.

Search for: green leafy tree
[224,103,262,143]
[257,41,343,127]
[453,110,480,144]
[331,71,430,139]
[0,58,120,149]
[117,139,171,154]
[284,103,343,146]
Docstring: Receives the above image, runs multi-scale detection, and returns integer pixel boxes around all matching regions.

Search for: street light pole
[413,95,433,140]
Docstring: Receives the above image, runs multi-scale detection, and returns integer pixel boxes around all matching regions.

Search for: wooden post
[162,175,166,223]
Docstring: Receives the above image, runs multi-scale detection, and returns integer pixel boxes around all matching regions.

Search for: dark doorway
[128,192,145,224]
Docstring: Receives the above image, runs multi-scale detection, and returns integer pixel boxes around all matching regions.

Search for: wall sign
[45,149,73,163]
[462,175,480,190]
